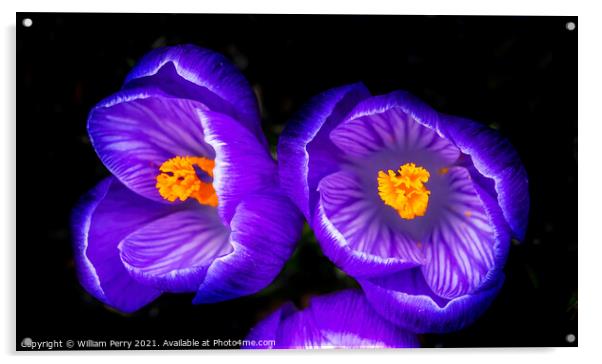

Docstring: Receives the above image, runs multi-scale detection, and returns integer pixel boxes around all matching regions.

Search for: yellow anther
[377,163,431,220]
[155,156,218,207]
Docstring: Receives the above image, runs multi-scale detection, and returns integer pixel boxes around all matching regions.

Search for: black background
[17,13,577,349]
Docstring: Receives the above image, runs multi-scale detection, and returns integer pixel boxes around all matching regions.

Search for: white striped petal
[319,170,425,265]
[422,167,495,299]
[88,90,214,203]
[118,207,231,292]
[330,107,460,166]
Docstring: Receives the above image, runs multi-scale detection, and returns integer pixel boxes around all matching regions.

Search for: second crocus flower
[278,83,529,333]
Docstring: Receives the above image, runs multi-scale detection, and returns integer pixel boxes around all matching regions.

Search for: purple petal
[118,207,231,293]
[330,100,459,165]
[71,177,180,312]
[278,83,371,220]
[359,269,504,333]
[436,114,529,240]
[193,191,303,303]
[314,170,424,277]
[244,290,419,349]
[88,87,214,203]
[123,44,263,141]
[197,109,277,225]
[421,167,500,299]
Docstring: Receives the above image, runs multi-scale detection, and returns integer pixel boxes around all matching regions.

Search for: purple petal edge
[123,44,264,141]
[71,177,162,313]
[359,271,505,334]
[278,83,371,221]
[437,113,529,240]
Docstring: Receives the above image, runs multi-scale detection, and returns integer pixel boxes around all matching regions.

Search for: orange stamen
[155,156,218,207]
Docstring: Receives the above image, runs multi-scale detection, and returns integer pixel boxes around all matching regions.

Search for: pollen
[155,156,218,207]
[377,163,431,220]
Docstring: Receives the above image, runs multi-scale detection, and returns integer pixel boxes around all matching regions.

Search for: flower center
[155,156,218,207]
[377,163,431,220]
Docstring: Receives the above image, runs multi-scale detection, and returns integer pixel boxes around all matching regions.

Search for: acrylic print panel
[16,13,577,350]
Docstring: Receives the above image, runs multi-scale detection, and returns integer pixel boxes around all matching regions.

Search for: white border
[2,0,599,363]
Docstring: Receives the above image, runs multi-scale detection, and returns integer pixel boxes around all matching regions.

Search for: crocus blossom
[278,83,529,333]
[72,45,302,313]
[244,290,419,349]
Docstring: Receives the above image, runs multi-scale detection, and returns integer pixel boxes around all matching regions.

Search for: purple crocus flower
[72,45,302,313]
[244,290,419,349]
[278,83,529,333]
